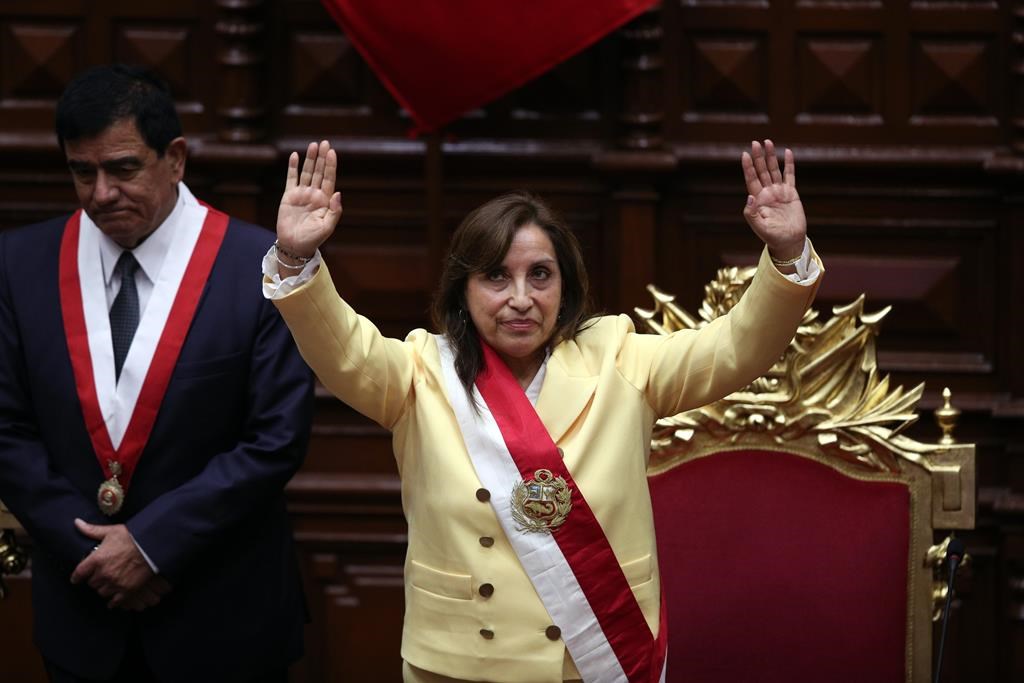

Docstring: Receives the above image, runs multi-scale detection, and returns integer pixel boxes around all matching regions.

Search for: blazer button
[479,536,495,548]
[476,488,491,502]
[480,628,495,640]
[478,583,494,598]
[545,625,561,641]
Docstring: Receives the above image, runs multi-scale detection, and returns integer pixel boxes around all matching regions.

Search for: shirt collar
[524,347,551,405]
[99,182,192,286]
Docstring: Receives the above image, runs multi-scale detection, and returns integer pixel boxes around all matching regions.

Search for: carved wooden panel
[797,35,882,123]
[322,244,432,338]
[114,25,193,97]
[2,22,80,97]
[669,0,1006,145]
[1000,530,1024,680]
[275,0,405,138]
[0,20,82,130]
[0,166,78,231]
[911,36,998,124]
[0,571,47,683]
[685,34,768,123]
[288,453,406,683]
[293,550,406,683]
[287,31,365,108]
[0,1,218,131]
[1010,0,1024,154]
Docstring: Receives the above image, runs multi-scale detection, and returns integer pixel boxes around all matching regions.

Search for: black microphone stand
[933,538,964,683]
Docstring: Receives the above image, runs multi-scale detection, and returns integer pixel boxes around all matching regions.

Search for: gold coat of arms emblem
[511,468,572,533]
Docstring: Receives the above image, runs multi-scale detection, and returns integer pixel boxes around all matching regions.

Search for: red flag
[320,0,656,133]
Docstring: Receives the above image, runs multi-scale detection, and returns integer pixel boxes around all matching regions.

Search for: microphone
[933,537,965,683]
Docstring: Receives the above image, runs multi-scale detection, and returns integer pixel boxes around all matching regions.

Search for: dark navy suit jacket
[0,212,315,681]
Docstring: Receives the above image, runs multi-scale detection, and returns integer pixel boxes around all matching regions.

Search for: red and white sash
[436,336,667,683]
[59,193,228,498]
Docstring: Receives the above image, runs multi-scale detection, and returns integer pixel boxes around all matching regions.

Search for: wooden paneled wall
[1,1,1022,681]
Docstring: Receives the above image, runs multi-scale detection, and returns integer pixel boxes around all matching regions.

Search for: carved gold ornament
[511,469,573,533]
[926,535,971,623]
[0,527,27,600]
[636,268,964,479]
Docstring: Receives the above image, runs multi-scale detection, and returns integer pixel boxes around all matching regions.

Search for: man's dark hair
[55,64,182,155]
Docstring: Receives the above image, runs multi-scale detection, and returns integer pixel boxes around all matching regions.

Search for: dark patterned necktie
[110,251,140,381]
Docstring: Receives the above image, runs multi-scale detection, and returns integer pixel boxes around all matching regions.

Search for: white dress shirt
[96,185,186,315]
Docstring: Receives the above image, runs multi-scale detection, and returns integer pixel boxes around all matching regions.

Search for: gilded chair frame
[0,501,16,529]
[0,500,26,598]
[639,266,976,683]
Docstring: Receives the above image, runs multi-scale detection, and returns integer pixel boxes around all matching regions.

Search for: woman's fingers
[751,140,772,188]
[289,140,336,197]
[310,140,328,189]
[765,139,783,185]
[298,141,317,187]
[322,147,337,195]
[744,140,791,198]
[284,152,299,190]
[741,151,762,197]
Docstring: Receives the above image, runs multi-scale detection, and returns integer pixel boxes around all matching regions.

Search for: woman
[263,140,821,683]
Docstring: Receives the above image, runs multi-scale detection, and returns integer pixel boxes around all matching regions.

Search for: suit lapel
[535,339,597,444]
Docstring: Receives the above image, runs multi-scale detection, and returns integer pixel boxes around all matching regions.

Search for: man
[0,65,314,682]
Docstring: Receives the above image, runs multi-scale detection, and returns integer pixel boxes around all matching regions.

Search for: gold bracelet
[770,254,802,267]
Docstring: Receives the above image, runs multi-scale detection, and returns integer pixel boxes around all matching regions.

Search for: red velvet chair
[638,269,975,683]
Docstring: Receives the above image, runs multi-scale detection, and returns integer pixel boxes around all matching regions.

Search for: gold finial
[935,387,960,445]
[0,528,28,599]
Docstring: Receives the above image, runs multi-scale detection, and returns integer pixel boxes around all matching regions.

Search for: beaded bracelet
[769,252,803,267]
[276,240,311,262]
[274,251,306,271]
[273,242,315,272]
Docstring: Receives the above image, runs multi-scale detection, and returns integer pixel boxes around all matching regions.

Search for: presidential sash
[437,336,667,683]
[59,199,228,515]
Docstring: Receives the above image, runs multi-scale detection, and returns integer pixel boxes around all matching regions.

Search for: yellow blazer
[272,246,821,683]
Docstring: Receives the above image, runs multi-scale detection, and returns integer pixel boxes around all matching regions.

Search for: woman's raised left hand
[741,140,807,261]
[276,140,343,260]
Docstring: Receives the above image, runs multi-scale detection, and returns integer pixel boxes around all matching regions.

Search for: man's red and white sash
[59,193,228,494]
[436,336,667,683]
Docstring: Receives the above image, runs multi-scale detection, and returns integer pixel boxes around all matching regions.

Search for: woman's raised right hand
[276,140,343,258]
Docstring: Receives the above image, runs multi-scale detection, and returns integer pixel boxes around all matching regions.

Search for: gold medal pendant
[97,461,124,516]
[511,468,573,533]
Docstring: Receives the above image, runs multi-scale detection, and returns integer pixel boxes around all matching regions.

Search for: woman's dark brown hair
[430,191,594,395]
